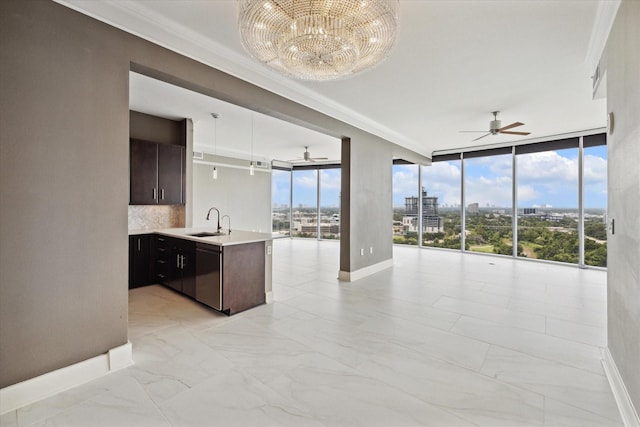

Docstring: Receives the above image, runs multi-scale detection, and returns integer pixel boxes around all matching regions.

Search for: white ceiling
[129,71,341,163]
[60,0,611,162]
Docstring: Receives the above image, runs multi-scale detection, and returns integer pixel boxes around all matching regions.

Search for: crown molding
[54,0,422,154]
[585,0,621,72]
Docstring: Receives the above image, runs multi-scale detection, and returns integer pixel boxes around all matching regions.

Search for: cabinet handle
[137,239,141,251]
[177,254,181,268]
[161,188,165,200]
[180,255,184,269]
[153,188,157,200]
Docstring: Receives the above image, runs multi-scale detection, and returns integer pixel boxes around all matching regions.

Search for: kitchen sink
[189,232,225,238]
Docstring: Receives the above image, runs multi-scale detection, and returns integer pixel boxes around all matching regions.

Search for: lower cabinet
[155,236,195,297]
[129,235,152,289]
[154,235,171,287]
[195,241,265,315]
[176,239,196,298]
[151,235,265,315]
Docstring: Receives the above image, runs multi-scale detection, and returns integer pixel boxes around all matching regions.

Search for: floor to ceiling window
[292,169,318,238]
[271,168,291,236]
[516,145,579,264]
[277,132,605,268]
[464,152,513,255]
[274,165,341,240]
[583,137,608,267]
[319,168,341,239]
[392,163,420,245]
[420,160,462,249]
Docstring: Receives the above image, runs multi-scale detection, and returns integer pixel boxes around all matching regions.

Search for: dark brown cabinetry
[130,139,184,205]
[154,235,171,287]
[171,238,196,298]
[157,144,184,205]
[151,235,266,315]
[129,234,152,288]
[195,241,265,315]
[154,236,195,297]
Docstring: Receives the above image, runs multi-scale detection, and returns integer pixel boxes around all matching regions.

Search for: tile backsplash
[128,205,185,230]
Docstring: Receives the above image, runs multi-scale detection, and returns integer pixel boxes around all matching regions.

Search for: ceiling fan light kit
[460,111,531,142]
[288,146,329,163]
[238,0,398,81]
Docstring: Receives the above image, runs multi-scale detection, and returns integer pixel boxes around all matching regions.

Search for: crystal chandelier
[238,0,398,81]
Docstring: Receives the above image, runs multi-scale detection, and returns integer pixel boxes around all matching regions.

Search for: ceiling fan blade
[498,122,524,132]
[500,131,530,136]
[472,133,491,142]
[313,157,329,160]
[459,131,489,133]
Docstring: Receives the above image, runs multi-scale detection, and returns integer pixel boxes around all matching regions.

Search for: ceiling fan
[460,111,530,142]
[288,146,328,163]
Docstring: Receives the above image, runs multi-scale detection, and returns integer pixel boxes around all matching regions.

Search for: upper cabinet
[129,111,186,205]
[157,143,184,205]
[130,140,184,205]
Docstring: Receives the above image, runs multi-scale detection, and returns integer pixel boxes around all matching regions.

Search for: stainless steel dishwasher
[195,243,222,311]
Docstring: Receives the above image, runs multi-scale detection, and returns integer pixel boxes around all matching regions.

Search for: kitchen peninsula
[129,228,272,315]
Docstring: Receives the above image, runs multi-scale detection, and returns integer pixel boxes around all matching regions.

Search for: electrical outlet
[369,247,373,254]
[360,248,364,256]
[266,245,272,255]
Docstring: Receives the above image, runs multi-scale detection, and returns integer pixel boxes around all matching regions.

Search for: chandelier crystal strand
[238,0,398,81]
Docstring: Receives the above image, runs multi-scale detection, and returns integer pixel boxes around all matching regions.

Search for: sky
[272,145,607,210]
[395,145,607,209]
[272,168,341,208]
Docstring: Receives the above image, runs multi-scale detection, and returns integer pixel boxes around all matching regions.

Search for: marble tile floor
[1,239,622,426]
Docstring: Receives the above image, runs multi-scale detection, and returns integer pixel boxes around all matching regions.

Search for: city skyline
[272,146,607,210]
[394,145,607,209]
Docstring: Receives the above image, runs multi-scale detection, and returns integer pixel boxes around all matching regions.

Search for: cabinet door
[129,235,151,288]
[167,239,183,293]
[181,241,196,298]
[157,144,184,205]
[130,140,158,205]
[154,236,170,286]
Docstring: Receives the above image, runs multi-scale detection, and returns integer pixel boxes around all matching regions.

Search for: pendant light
[211,113,219,179]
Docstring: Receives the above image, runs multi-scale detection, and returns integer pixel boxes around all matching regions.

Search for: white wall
[192,153,271,233]
[603,0,640,414]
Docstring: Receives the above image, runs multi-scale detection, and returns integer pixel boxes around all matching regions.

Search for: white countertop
[128,227,272,247]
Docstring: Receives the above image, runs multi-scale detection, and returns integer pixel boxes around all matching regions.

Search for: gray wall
[0,0,130,387]
[0,0,425,388]
[192,155,271,233]
[340,137,393,273]
[603,0,640,411]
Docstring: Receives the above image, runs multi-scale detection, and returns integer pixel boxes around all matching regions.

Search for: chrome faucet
[221,215,231,234]
[206,207,222,233]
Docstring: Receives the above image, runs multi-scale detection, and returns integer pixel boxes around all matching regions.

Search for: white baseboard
[602,347,640,427]
[338,258,394,282]
[0,341,133,415]
[265,291,274,304]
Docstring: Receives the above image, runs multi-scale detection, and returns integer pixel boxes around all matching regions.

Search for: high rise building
[403,188,444,234]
